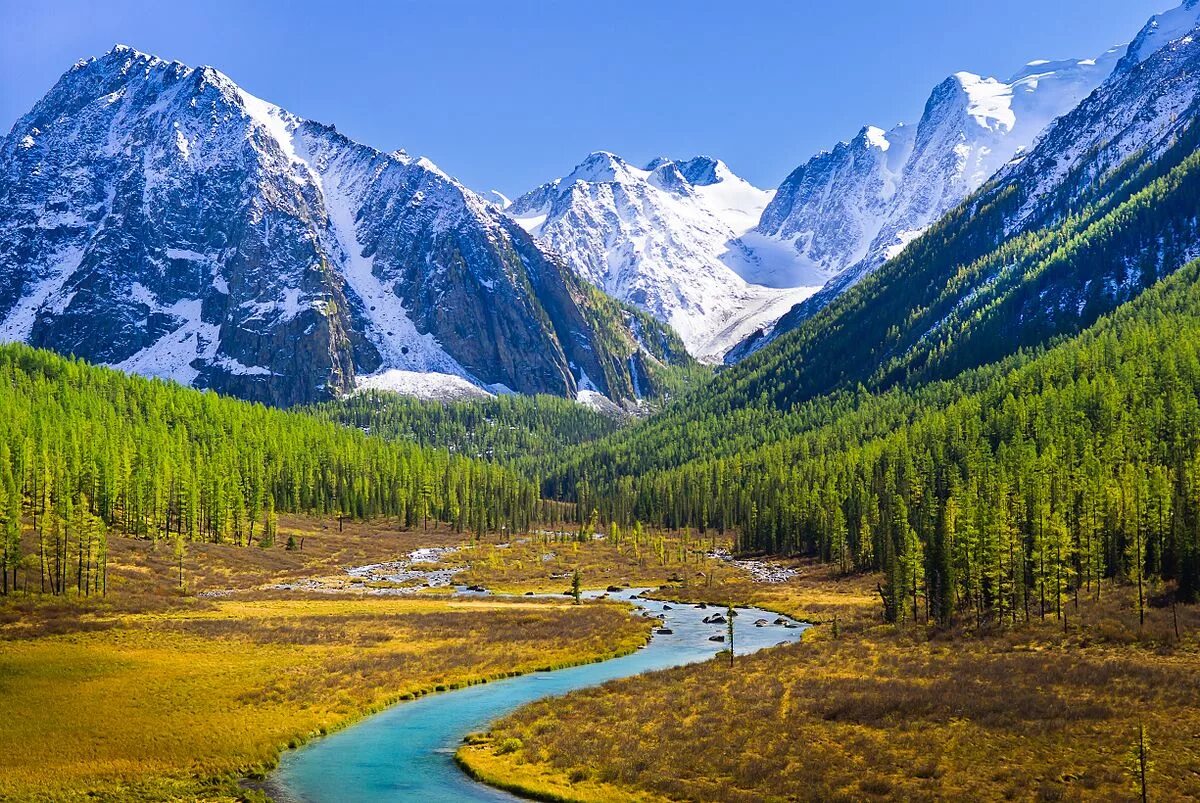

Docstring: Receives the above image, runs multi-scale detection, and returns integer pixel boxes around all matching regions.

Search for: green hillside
[0,344,542,594]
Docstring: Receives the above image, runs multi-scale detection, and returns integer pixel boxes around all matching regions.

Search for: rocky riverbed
[708,548,799,583]
[243,546,466,595]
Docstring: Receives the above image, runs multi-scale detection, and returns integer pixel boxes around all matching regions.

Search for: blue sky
[0,0,1171,195]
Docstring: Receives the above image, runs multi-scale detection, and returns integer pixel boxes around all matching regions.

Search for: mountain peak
[1,50,686,406]
[107,43,148,58]
[1117,0,1200,72]
[951,71,1016,132]
[675,155,727,186]
[855,125,893,151]
[507,150,790,361]
[565,151,635,184]
[86,44,183,77]
[638,156,731,187]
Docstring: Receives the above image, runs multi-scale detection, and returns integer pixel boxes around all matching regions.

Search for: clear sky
[0,0,1173,196]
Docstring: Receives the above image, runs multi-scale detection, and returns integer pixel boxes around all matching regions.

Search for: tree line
[308,390,620,472]
[0,344,543,595]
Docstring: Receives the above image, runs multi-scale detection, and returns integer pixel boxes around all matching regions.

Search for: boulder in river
[784,622,801,629]
[708,635,725,642]
[607,585,623,592]
[696,603,708,609]
[662,605,672,610]
[703,614,727,624]
[755,619,769,627]
[656,628,674,635]
[774,618,788,625]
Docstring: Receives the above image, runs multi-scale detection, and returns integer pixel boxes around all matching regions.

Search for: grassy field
[460,563,1200,802]
[0,519,654,802]
[455,529,746,594]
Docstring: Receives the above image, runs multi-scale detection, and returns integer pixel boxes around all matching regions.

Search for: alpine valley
[7,3,1200,803]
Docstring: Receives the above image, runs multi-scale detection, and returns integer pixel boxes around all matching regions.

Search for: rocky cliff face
[0,47,690,405]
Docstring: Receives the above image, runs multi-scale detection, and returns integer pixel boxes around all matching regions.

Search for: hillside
[550,23,1200,497]
[0,341,542,592]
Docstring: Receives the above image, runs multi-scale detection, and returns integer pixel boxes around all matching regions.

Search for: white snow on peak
[508,153,812,361]
[864,126,891,150]
[690,161,777,234]
[1123,0,1200,68]
[566,151,647,185]
[413,155,453,181]
[955,72,1017,132]
[237,87,304,166]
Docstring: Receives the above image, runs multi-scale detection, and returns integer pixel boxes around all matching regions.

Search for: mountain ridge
[0,45,694,406]
[726,7,1196,360]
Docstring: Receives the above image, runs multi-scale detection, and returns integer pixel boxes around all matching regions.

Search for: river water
[270,589,808,802]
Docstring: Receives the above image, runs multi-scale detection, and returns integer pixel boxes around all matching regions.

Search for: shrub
[495,737,523,756]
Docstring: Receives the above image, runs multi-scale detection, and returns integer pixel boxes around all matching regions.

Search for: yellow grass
[0,517,655,802]
[460,564,1200,802]
[455,747,667,803]
[455,529,745,594]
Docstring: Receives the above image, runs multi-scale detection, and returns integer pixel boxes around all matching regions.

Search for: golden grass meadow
[0,517,654,802]
[459,562,1200,802]
[6,516,1200,803]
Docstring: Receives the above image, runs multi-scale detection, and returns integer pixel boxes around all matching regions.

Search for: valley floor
[7,519,1198,802]
[459,562,1200,801]
[0,517,657,802]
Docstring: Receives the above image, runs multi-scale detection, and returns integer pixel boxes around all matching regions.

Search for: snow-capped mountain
[0,46,691,406]
[1118,0,1200,70]
[507,152,819,362]
[731,0,1200,365]
[1005,0,1200,222]
[756,48,1123,293]
[730,0,1200,361]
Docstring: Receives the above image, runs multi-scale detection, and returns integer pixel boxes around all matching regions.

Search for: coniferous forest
[0,344,543,596]
[558,260,1200,623]
[10,250,1200,627]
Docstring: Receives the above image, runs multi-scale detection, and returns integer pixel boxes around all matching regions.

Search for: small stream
[269,589,808,802]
